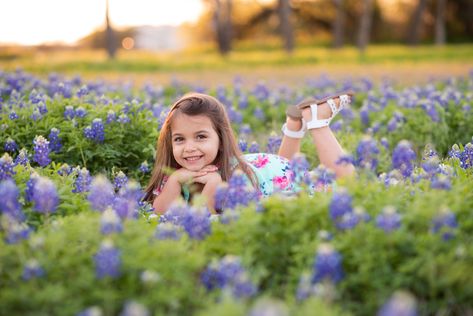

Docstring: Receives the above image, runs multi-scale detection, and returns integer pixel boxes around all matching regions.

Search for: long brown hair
[143,92,256,202]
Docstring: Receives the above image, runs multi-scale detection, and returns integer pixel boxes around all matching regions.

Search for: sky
[0,0,205,46]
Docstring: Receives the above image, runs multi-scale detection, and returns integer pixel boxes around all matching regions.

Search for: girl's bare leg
[278,117,303,160]
[301,101,355,178]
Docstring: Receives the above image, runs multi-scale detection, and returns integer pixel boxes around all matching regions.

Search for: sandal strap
[339,94,350,109]
[281,119,307,139]
[327,98,338,116]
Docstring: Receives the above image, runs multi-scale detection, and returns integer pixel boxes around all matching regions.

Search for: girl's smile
[171,113,220,171]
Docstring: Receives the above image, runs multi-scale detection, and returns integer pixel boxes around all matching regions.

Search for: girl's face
[170,113,220,171]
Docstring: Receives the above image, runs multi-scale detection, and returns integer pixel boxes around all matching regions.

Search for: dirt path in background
[88,62,473,88]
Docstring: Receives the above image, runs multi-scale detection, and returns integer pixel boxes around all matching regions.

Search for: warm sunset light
[121,37,135,50]
[0,0,204,46]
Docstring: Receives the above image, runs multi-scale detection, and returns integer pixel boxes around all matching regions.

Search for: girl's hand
[193,169,222,185]
[170,165,219,185]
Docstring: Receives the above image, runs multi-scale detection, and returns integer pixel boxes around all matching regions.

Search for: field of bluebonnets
[1,68,473,316]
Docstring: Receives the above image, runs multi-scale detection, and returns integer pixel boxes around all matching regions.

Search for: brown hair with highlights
[143,92,256,202]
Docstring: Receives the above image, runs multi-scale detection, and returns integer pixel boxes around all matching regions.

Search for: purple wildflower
[392,140,417,178]
[355,136,379,170]
[459,143,473,169]
[64,105,75,119]
[240,124,252,135]
[329,189,353,221]
[100,208,123,235]
[30,108,42,121]
[155,222,182,240]
[117,114,130,124]
[181,206,211,240]
[22,259,45,281]
[31,177,59,214]
[9,111,18,120]
[431,209,458,241]
[238,139,248,152]
[2,214,31,244]
[289,153,311,185]
[0,179,24,221]
[94,239,121,279]
[72,167,92,193]
[311,243,344,284]
[139,161,149,173]
[4,138,17,153]
[77,85,89,98]
[266,133,282,154]
[106,110,116,123]
[310,165,336,189]
[37,101,48,114]
[0,153,15,181]
[33,135,51,167]
[430,174,451,190]
[376,206,402,233]
[14,148,29,166]
[296,273,312,301]
[75,106,87,118]
[114,171,128,191]
[248,141,260,154]
[214,170,258,211]
[48,128,62,153]
[57,163,73,176]
[377,291,417,316]
[88,175,115,212]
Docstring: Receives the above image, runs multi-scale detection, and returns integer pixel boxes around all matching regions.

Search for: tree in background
[332,0,346,48]
[105,0,117,59]
[278,0,294,53]
[212,0,233,55]
[435,0,446,45]
[357,0,374,53]
[406,0,428,45]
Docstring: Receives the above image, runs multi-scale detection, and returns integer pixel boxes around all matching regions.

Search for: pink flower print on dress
[252,154,270,168]
[273,175,290,190]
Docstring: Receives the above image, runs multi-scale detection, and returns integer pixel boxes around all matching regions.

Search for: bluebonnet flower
[139,161,149,173]
[459,143,473,169]
[252,82,270,101]
[106,110,116,124]
[0,153,16,181]
[296,272,312,301]
[22,259,45,281]
[380,137,389,149]
[33,135,51,167]
[77,85,89,98]
[254,107,265,120]
[160,201,190,225]
[420,100,440,122]
[117,114,130,124]
[57,163,73,176]
[155,222,182,240]
[84,118,105,143]
[14,148,29,166]
[32,177,59,214]
[239,124,252,136]
[100,208,123,235]
[37,101,48,115]
[376,206,402,233]
[337,208,369,231]
[64,105,75,119]
[88,175,115,212]
[310,165,336,190]
[119,301,150,316]
[48,128,62,153]
[329,188,353,221]
[227,107,243,124]
[431,208,457,241]
[430,174,451,190]
[355,136,379,170]
[9,111,19,120]
[181,206,211,240]
[289,153,311,186]
[311,243,344,284]
[30,108,42,121]
[377,291,417,316]
[75,106,87,118]
[266,132,282,154]
[392,140,416,178]
[94,239,121,279]
[114,171,128,191]
[113,196,138,219]
[72,167,92,193]
[248,141,260,153]
[214,170,258,211]
[0,179,24,220]
[29,89,45,104]
[238,139,248,152]
[238,95,248,109]
[201,255,257,298]
[4,138,17,153]
[1,214,31,244]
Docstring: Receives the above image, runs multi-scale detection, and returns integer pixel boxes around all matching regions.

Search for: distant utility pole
[106,0,117,59]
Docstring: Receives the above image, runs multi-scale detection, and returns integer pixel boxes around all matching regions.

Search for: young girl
[143,92,355,214]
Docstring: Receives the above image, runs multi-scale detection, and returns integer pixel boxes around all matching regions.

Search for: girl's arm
[199,173,223,213]
[153,168,208,214]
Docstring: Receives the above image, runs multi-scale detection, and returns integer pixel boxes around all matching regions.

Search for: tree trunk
[357,0,374,54]
[332,0,345,48]
[105,0,116,59]
[278,0,294,53]
[435,0,446,45]
[406,0,428,45]
[213,0,233,55]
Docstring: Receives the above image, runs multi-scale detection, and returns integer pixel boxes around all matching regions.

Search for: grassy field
[1,44,472,86]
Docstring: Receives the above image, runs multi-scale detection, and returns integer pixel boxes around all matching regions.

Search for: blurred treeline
[81,0,472,57]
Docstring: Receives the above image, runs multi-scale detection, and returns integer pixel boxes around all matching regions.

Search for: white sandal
[297,92,353,130]
[281,119,307,139]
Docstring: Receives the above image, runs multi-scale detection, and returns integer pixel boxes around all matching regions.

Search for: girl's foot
[297,92,353,129]
[282,103,306,139]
